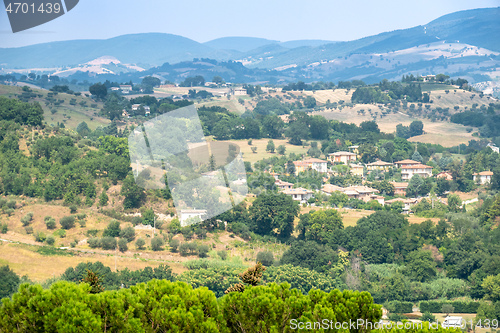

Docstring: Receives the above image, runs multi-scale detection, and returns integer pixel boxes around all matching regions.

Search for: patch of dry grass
[227,138,309,164]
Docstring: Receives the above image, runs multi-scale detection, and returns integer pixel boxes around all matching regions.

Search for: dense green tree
[482,274,500,302]
[221,283,381,333]
[297,209,343,244]
[262,115,285,139]
[121,175,146,209]
[280,240,339,273]
[0,265,20,299]
[89,82,107,100]
[249,192,299,238]
[76,121,91,137]
[0,97,44,126]
[303,96,317,108]
[447,194,461,213]
[103,220,121,237]
[409,120,424,137]
[405,250,437,282]
[256,251,274,266]
[266,139,275,153]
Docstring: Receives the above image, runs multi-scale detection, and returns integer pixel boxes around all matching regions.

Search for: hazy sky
[1,0,499,48]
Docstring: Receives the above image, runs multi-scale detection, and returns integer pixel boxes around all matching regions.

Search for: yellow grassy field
[313,107,474,147]
[196,98,247,115]
[227,138,310,164]
[0,242,187,281]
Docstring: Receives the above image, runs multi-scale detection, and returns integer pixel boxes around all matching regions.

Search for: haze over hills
[203,37,280,53]
[0,7,499,87]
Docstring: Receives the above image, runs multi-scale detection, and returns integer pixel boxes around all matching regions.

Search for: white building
[119,85,132,94]
[401,164,433,180]
[487,143,499,154]
[385,198,418,214]
[283,187,313,203]
[179,209,207,226]
[473,171,493,185]
[293,158,328,175]
[275,179,293,191]
[329,151,357,164]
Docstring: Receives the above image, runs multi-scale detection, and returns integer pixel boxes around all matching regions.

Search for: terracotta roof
[344,190,359,195]
[367,160,393,166]
[386,198,417,204]
[283,187,313,195]
[395,159,419,165]
[390,182,408,188]
[401,164,433,169]
[302,158,327,163]
[329,151,357,156]
[474,171,493,176]
[276,180,293,186]
[350,164,364,168]
[321,184,344,193]
[345,186,379,193]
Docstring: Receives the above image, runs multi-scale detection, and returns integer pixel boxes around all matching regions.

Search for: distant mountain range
[0,7,499,85]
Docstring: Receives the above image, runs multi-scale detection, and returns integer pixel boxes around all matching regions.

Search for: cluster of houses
[270,147,496,213]
[122,104,151,118]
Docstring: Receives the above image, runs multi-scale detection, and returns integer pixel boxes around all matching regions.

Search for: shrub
[24,226,33,234]
[45,218,56,229]
[69,205,77,214]
[119,226,136,242]
[167,218,181,234]
[197,244,210,258]
[388,313,406,322]
[179,243,189,256]
[187,242,198,255]
[100,237,117,250]
[59,216,76,230]
[256,251,274,266]
[385,301,413,314]
[88,237,100,248]
[218,250,228,260]
[21,212,34,226]
[132,216,143,226]
[181,227,194,240]
[118,238,128,252]
[169,238,180,252]
[86,229,99,237]
[34,231,46,243]
[103,220,121,237]
[135,238,145,250]
[6,200,16,209]
[194,228,207,239]
[53,229,66,238]
[151,237,164,251]
[4,208,14,217]
[420,312,436,323]
[0,223,8,234]
[45,235,55,246]
[419,301,480,313]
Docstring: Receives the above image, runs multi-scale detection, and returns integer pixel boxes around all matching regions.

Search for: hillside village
[273,148,498,213]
